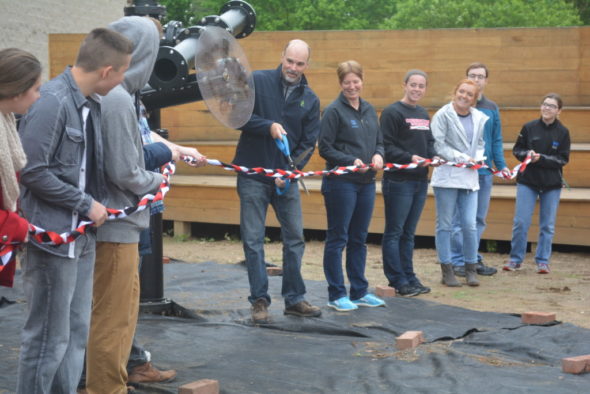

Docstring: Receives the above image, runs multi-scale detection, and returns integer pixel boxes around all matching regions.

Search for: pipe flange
[219,0,256,38]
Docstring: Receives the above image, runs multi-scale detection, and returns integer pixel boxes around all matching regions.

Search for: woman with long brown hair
[0,47,42,287]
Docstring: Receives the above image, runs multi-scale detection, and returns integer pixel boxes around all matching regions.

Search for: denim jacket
[19,67,106,257]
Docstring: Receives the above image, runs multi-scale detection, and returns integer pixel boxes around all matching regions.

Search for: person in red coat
[0,47,42,287]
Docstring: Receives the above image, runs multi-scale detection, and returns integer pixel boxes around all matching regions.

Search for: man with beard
[233,39,321,323]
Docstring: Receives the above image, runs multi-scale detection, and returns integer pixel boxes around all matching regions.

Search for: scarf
[0,112,27,211]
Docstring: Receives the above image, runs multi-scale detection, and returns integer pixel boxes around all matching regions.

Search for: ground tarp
[1,260,589,393]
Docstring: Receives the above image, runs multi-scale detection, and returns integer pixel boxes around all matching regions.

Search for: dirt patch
[163,237,590,329]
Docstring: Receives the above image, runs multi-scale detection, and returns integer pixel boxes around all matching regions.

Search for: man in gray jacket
[17,29,133,394]
[84,17,165,394]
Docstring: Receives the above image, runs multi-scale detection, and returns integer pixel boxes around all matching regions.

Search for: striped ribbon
[1,153,532,270]
[0,162,174,269]
[190,153,532,181]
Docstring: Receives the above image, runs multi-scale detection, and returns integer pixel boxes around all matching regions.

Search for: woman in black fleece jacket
[504,93,570,274]
[318,60,385,312]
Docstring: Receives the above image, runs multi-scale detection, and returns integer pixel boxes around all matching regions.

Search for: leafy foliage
[380,0,582,29]
[158,0,395,29]
[157,0,584,30]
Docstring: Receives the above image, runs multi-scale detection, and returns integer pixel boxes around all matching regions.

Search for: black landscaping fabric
[1,260,589,393]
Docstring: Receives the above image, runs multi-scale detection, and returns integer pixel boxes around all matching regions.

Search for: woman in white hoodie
[431,79,487,287]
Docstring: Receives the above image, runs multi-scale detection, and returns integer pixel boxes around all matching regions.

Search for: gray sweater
[430,102,487,191]
[97,16,163,243]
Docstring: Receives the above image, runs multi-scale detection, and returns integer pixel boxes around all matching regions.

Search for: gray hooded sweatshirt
[97,16,163,243]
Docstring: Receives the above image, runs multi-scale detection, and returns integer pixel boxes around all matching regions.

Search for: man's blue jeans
[322,177,375,302]
[434,187,478,265]
[381,178,427,288]
[237,175,306,307]
[451,173,492,266]
[17,234,96,394]
[510,183,561,265]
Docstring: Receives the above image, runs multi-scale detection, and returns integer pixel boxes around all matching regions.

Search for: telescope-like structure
[125,0,257,308]
[141,1,256,113]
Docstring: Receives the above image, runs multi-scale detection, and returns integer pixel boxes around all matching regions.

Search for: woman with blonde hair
[431,79,486,287]
[0,47,42,287]
[319,60,385,311]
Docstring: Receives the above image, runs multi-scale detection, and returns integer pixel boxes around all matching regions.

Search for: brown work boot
[284,300,322,318]
[251,298,269,323]
[127,362,177,384]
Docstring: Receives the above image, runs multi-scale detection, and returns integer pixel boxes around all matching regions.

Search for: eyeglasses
[541,102,558,110]
[467,73,486,80]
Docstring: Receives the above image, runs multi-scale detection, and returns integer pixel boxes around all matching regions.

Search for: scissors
[287,146,313,195]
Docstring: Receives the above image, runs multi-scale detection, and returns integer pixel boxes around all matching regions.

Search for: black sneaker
[476,262,497,276]
[410,281,431,295]
[395,285,420,297]
[453,265,466,277]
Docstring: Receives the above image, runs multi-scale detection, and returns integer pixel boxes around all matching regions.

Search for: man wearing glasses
[451,62,510,278]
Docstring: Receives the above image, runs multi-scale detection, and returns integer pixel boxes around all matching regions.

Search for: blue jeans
[17,234,96,394]
[382,178,427,288]
[510,183,561,265]
[322,177,375,302]
[451,173,493,266]
[237,175,306,307]
[434,187,478,265]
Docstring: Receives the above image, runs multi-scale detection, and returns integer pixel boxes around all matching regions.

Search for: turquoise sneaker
[327,296,358,312]
[352,293,386,307]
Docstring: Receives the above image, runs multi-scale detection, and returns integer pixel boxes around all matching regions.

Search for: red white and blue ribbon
[1,153,533,271]
[0,162,174,269]
[192,153,532,182]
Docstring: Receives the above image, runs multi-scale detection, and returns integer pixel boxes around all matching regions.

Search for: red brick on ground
[163,256,171,264]
[266,266,283,276]
[396,331,425,350]
[521,311,557,325]
[562,355,590,374]
[375,285,396,298]
[178,379,219,394]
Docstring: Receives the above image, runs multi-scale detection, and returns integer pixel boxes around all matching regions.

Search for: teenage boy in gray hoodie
[84,16,164,394]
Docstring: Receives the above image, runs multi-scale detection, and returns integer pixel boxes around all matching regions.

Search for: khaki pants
[86,242,139,394]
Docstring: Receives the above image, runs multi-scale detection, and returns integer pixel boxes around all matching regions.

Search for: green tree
[158,0,583,30]
[159,0,395,30]
[380,0,582,29]
[157,0,215,26]
[568,0,590,24]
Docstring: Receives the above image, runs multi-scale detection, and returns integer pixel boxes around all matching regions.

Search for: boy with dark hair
[16,28,132,394]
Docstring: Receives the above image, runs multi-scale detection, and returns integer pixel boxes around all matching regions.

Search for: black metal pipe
[139,212,165,302]
[141,78,203,111]
[149,0,256,91]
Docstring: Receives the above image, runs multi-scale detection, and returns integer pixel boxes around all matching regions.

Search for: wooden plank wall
[50,26,590,117]
[48,27,590,246]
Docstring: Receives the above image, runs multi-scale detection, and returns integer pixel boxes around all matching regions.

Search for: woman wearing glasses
[431,79,487,287]
[503,93,570,274]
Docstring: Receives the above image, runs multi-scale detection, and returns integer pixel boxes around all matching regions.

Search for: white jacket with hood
[97,16,163,243]
[430,102,488,191]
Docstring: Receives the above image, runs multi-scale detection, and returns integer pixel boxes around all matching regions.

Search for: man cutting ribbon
[232,39,321,323]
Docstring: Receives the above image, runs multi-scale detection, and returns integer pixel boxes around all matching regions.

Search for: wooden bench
[165,174,590,246]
